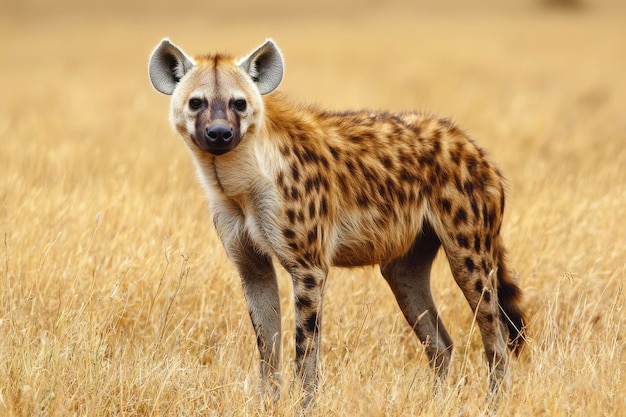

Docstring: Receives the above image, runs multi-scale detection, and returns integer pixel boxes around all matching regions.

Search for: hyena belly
[331,203,428,267]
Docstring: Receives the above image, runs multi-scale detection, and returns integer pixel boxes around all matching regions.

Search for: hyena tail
[494,236,527,355]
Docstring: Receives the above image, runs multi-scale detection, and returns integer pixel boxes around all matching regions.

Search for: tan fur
[149,39,526,408]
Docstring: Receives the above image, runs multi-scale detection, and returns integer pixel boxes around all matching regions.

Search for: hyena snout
[196,121,239,155]
[206,123,233,142]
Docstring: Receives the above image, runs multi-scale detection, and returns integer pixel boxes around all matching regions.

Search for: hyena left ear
[149,38,195,95]
[238,39,284,95]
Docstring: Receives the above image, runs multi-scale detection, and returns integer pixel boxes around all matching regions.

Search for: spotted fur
[149,38,526,407]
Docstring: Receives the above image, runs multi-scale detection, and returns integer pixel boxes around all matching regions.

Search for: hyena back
[149,39,526,405]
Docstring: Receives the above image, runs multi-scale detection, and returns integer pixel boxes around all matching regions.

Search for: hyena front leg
[290,267,327,408]
[228,236,282,401]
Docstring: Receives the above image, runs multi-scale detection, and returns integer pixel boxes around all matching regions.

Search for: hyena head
[148,39,284,155]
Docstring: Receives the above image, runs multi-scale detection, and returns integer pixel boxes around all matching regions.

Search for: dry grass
[1,1,625,416]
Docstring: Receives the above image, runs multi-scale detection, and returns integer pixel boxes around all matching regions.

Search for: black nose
[205,124,233,143]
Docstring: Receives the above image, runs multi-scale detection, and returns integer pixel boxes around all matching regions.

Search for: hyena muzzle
[148,38,526,407]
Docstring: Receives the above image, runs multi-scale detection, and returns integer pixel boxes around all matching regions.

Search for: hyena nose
[205,124,234,143]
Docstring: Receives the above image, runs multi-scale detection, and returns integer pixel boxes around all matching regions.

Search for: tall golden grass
[1,2,624,416]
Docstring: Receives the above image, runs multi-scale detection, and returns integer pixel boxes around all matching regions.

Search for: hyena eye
[189,98,204,110]
[232,99,247,112]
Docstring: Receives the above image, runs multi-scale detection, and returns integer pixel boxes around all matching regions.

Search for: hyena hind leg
[381,222,454,379]
[442,236,511,394]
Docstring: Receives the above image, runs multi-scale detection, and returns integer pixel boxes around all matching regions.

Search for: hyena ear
[148,38,195,95]
[238,39,284,95]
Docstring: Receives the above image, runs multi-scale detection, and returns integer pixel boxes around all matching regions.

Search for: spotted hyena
[148,39,526,406]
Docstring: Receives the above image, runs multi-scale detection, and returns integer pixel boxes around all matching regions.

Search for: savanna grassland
[1,1,625,415]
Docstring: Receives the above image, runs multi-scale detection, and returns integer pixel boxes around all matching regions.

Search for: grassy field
[1,1,625,416]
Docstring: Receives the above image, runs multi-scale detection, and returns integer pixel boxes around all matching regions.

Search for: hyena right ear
[149,38,195,95]
[238,39,284,95]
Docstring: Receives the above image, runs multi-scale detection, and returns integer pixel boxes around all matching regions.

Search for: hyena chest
[210,155,283,256]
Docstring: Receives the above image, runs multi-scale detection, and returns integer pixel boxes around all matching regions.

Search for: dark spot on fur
[465,257,475,273]
[475,279,483,294]
[485,235,492,252]
[283,229,296,239]
[296,326,306,345]
[328,145,340,161]
[483,290,491,303]
[302,147,319,164]
[320,197,328,217]
[291,164,300,182]
[489,209,496,229]
[441,198,452,214]
[463,181,474,196]
[295,344,305,359]
[305,177,320,193]
[350,135,363,143]
[482,202,490,226]
[303,274,317,290]
[466,155,478,172]
[474,233,481,253]
[320,175,330,191]
[397,190,407,205]
[457,234,470,249]
[399,151,413,165]
[400,168,414,182]
[380,155,393,169]
[418,154,434,166]
[485,313,494,323]
[378,183,387,198]
[286,209,296,223]
[359,161,376,181]
[449,149,461,165]
[454,208,468,225]
[481,259,491,275]
[453,175,463,193]
[432,138,442,155]
[307,228,317,244]
[304,312,318,334]
[308,201,316,219]
[471,200,480,220]
[293,147,304,166]
[439,169,450,185]
[296,295,312,309]
[356,194,370,208]
[289,242,299,251]
[428,171,438,188]
[337,173,348,192]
